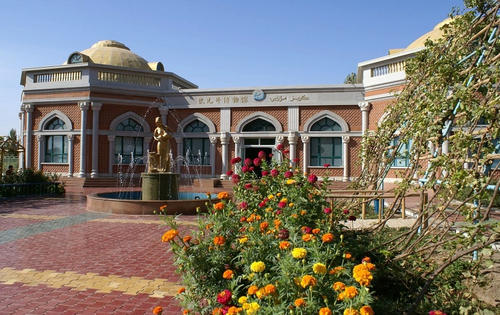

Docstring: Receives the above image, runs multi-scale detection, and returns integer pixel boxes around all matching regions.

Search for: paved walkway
[0,195,198,315]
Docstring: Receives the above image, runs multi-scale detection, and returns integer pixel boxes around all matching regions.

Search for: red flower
[217,289,232,305]
[249,166,255,172]
[308,174,318,184]
[268,153,273,158]
[244,158,252,166]
[323,207,332,214]
[301,226,312,234]
[323,163,330,168]
[231,174,240,184]
[244,183,253,190]
[348,215,356,221]
[258,201,266,208]
[277,143,284,151]
[278,201,287,208]
[239,201,248,209]
[253,157,261,167]
[231,157,241,164]
[276,210,282,215]
[429,311,447,315]
[226,170,233,176]
[343,209,350,215]
[258,151,266,159]
[284,171,293,178]
[278,229,289,239]
[241,166,249,173]
[271,169,279,177]
[283,149,290,154]
[262,170,269,176]
[293,158,299,163]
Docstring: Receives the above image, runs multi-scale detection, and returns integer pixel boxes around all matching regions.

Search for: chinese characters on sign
[196,94,309,105]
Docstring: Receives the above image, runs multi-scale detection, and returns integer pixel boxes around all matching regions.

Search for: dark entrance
[244,147,273,177]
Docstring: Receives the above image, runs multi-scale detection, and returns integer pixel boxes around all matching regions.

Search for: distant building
[18,20,448,182]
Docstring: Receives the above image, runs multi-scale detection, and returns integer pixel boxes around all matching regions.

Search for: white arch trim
[177,113,216,133]
[38,110,73,131]
[303,110,349,132]
[109,112,151,132]
[236,111,283,133]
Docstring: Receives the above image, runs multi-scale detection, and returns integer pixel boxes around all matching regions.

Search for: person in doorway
[5,165,14,176]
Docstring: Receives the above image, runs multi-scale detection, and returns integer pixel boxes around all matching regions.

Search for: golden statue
[149,117,171,172]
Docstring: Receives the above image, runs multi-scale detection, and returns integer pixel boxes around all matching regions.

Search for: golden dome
[406,18,453,50]
[71,40,152,70]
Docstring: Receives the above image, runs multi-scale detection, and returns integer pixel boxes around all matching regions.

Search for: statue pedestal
[141,172,179,200]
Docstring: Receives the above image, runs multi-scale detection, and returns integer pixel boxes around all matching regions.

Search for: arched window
[242,119,276,132]
[390,136,411,167]
[310,117,342,166]
[183,120,210,165]
[44,118,68,163]
[115,118,144,164]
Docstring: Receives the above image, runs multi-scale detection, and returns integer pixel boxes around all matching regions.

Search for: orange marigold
[214,202,224,211]
[217,191,230,199]
[183,235,192,243]
[353,264,373,286]
[178,287,186,294]
[329,266,344,275]
[153,306,163,315]
[359,306,374,315]
[182,310,190,315]
[162,229,178,242]
[259,221,269,232]
[273,219,281,229]
[223,269,234,279]
[300,275,317,288]
[227,306,242,315]
[338,286,358,300]
[322,233,334,243]
[302,234,314,242]
[312,228,321,234]
[213,236,226,246]
[212,308,223,315]
[333,281,345,292]
[319,307,333,315]
[159,205,167,211]
[343,308,360,315]
[247,285,258,295]
[279,241,291,250]
[264,284,276,295]
[344,252,352,259]
[294,298,306,307]
[362,256,371,263]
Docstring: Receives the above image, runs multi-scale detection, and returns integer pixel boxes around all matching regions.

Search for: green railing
[0,182,62,198]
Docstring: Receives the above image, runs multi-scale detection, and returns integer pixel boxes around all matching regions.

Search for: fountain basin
[87,191,219,215]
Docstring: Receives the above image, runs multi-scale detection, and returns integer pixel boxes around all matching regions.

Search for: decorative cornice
[91,102,103,111]
[358,101,371,111]
[78,101,90,111]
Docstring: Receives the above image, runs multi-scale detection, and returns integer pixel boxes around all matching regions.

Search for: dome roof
[70,40,152,71]
[406,18,453,50]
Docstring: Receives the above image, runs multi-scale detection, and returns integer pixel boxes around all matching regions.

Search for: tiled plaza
[0,196,194,315]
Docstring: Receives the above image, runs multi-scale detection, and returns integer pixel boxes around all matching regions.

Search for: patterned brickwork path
[0,196,196,314]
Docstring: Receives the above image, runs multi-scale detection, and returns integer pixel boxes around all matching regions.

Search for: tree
[6,129,17,155]
[344,72,357,84]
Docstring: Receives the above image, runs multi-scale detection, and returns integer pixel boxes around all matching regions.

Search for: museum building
[18,20,449,183]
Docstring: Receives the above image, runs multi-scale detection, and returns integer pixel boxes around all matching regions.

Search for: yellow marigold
[312,228,320,234]
[238,296,247,305]
[280,197,287,203]
[344,252,352,259]
[289,202,295,207]
[300,275,317,288]
[344,308,360,315]
[268,194,274,200]
[227,306,242,315]
[255,288,266,299]
[286,179,297,185]
[162,229,178,242]
[238,236,248,244]
[322,233,334,243]
[329,266,344,275]
[302,234,314,242]
[359,306,374,315]
[214,202,224,211]
[250,261,266,273]
[152,306,163,315]
[333,281,345,292]
[247,285,258,295]
[264,284,276,295]
[217,191,230,199]
[246,302,260,315]
[223,269,234,279]
[291,214,299,219]
[319,307,333,315]
[338,286,358,300]
[353,264,373,286]
[178,287,186,294]
[276,192,282,197]
[213,236,226,246]
[259,221,269,232]
[312,263,327,275]
[279,241,291,250]
[294,298,306,307]
[292,247,307,259]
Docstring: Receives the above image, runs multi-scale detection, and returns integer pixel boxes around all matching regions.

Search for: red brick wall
[231,108,287,132]
[33,104,80,130]
[300,106,361,131]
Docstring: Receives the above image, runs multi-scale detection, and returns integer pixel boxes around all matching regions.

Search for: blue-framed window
[44,118,68,163]
[115,118,144,164]
[391,136,411,168]
[309,117,342,166]
[183,120,210,165]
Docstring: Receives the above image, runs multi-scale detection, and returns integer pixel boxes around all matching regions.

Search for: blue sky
[0,0,464,135]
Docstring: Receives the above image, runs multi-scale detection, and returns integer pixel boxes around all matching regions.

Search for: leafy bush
[163,151,376,315]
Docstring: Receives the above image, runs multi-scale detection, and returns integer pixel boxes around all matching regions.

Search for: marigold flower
[227,306,242,315]
[362,256,371,263]
[182,310,190,315]
[300,275,317,288]
[250,261,266,273]
[333,281,345,291]
[213,236,226,246]
[273,219,281,228]
[289,202,295,207]
[216,289,232,305]
[238,236,248,244]
[294,298,306,307]
[312,263,327,274]
[264,284,276,295]
[246,302,260,315]
[329,266,344,275]
[183,235,192,243]
[300,210,307,215]
[286,179,296,185]
[302,234,314,242]
[429,311,447,315]
[223,269,234,279]
[178,287,185,294]
[360,306,374,315]
[344,252,352,259]
[161,229,178,242]
[353,264,373,286]
[301,226,312,234]
[247,285,258,295]
[212,308,223,315]
[217,191,230,199]
[152,306,163,315]
[255,288,266,299]
[319,307,333,315]
[279,241,291,250]
[322,233,334,243]
[237,296,247,305]
[159,205,167,211]
[312,228,320,234]
[344,308,360,315]
[259,221,269,232]
[338,286,358,300]
[292,247,307,259]
[291,213,299,219]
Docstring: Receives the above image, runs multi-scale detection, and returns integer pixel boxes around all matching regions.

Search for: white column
[301,135,310,174]
[24,104,34,169]
[107,135,115,175]
[342,136,350,182]
[220,132,229,179]
[358,102,371,135]
[209,136,218,177]
[232,136,241,159]
[275,135,284,163]
[18,110,25,170]
[288,131,297,166]
[159,104,169,125]
[68,134,74,177]
[78,101,90,177]
[90,102,102,178]
[175,137,182,173]
[37,134,43,171]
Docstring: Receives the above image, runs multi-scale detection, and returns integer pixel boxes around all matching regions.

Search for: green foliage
[344,72,357,84]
